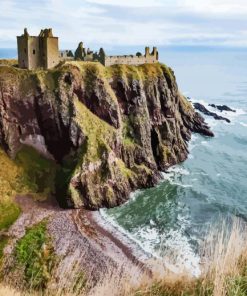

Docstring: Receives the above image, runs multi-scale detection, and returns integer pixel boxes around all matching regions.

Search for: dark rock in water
[209,104,236,113]
[193,103,230,123]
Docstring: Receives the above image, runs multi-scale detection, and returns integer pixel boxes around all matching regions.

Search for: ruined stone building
[74,42,94,61]
[17,28,60,70]
[75,42,159,66]
[60,50,74,59]
[94,46,159,66]
[17,28,159,70]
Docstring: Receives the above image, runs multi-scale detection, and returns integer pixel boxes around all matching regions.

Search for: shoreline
[86,210,154,276]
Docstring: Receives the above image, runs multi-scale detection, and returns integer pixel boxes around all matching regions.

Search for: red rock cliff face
[0,62,213,209]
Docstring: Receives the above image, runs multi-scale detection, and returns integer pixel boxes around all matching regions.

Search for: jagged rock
[193,102,230,123]
[0,62,213,209]
[209,103,236,113]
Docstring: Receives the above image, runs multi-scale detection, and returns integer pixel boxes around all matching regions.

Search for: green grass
[0,202,20,231]
[0,146,57,232]
[14,146,57,198]
[15,221,55,289]
[105,62,173,83]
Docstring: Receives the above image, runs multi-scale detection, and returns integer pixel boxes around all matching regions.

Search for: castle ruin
[17,28,60,70]
[17,28,159,70]
[74,42,159,66]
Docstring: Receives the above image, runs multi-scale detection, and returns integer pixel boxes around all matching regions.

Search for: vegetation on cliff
[0,146,56,234]
[0,60,215,294]
[0,59,213,223]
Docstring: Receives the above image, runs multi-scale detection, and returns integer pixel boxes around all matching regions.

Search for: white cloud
[85,0,166,7]
[0,0,247,48]
[180,0,247,16]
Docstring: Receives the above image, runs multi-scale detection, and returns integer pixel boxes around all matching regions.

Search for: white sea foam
[98,209,152,261]
[99,199,201,277]
[161,165,192,188]
[189,134,200,151]
[158,228,201,277]
[201,140,210,146]
[240,122,247,127]
[167,166,190,176]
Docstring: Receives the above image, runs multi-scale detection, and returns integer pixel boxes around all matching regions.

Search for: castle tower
[75,42,86,60]
[145,47,150,57]
[17,28,60,70]
[152,47,159,60]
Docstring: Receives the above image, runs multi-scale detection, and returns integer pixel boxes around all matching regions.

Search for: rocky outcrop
[0,61,213,209]
[209,104,236,113]
[193,102,230,123]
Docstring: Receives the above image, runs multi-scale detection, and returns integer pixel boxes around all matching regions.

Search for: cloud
[180,0,247,16]
[0,0,247,48]
[85,0,166,7]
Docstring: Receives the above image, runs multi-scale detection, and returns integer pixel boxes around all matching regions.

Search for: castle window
[24,48,26,54]
[33,49,36,54]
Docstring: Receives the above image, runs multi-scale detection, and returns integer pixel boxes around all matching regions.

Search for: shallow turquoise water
[101,49,247,273]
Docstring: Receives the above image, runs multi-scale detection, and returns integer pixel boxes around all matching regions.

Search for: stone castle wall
[17,29,159,70]
[45,37,59,69]
[28,37,41,69]
[104,54,158,67]
[17,36,28,69]
[17,29,60,70]
[93,46,159,67]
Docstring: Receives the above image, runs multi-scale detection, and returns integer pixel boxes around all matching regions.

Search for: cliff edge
[0,61,213,209]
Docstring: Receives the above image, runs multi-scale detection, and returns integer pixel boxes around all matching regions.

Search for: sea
[2,47,247,275]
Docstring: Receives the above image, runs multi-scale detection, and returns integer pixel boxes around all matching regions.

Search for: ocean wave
[158,228,201,277]
[240,122,247,127]
[167,166,190,176]
[161,166,192,188]
[98,209,152,261]
[201,140,210,146]
[100,203,201,276]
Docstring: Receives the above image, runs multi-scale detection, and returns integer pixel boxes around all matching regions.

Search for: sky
[1,0,247,49]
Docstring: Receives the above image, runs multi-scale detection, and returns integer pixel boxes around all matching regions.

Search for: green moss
[0,202,20,231]
[0,149,28,230]
[15,221,55,289]
[15,146,57,199]
[162,146,172,163]
[74,98,116,163]
[105,63,170,83]
[0,146,57,231]
[116,159,135,179]
[122,117,137,146]
[179,94,193,113]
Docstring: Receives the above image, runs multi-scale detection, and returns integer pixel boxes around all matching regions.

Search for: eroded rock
[0,62,214,209]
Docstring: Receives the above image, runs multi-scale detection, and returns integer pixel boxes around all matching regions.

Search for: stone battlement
[17,28,159,70]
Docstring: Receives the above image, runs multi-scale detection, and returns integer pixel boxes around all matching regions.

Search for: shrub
[15,221,55,289]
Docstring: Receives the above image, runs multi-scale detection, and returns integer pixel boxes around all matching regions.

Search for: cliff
[0,61,213,210]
